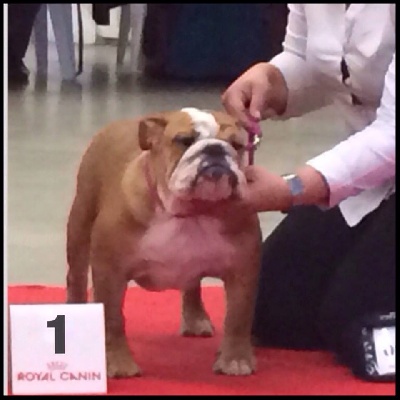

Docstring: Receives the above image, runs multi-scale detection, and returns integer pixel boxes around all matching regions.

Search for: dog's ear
[138,113,169,151]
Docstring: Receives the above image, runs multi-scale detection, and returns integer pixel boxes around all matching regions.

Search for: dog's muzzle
[195,144,238,188]
[168,138,245,202]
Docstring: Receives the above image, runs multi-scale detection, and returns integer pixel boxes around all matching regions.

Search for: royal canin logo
[16,361,102,381]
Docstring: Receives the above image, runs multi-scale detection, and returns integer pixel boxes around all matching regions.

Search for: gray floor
[7,43,347,285]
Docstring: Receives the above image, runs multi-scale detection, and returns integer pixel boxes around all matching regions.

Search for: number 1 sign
[9,303,107,395]
[47,315,66,354]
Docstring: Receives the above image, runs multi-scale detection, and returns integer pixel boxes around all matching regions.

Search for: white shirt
[270,4,396,226]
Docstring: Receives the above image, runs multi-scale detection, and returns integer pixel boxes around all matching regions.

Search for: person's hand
[240,165,292,212]
[221,62,288,129]
[241,164,331,213]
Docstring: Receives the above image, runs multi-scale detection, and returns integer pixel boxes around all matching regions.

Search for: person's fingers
[221,87,253,128]
[244,166,258,182]
[248,85,267,122]
[262,107,277,119]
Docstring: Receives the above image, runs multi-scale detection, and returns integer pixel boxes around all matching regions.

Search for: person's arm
[305,52,395,207]
[269,4,332,118]
[244,53,396,211]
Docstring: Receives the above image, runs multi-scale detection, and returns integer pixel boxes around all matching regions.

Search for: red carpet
[8,285,395,396]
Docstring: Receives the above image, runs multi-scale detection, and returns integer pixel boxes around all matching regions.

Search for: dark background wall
[142,4,289,82]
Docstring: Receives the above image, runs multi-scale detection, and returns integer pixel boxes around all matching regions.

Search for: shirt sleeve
[307,53,396,207]
[269,4,332,117]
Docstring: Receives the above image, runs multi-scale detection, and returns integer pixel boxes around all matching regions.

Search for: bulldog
[66,107,262,378]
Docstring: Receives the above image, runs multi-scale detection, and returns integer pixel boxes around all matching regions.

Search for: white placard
[9,303,107,395]
[373,326,396,375]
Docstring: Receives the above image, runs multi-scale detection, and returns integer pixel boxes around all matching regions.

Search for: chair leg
[49,4,76,80]
[117,5,131,66]
[129,4,147,73]
[33,4,49,76]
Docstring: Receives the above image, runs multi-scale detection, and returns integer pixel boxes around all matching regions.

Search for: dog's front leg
[180,283,214,337]
[213,269,259,376]
[92,261,141,378]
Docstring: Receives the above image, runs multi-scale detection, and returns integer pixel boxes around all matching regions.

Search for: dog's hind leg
[180,282,214,337]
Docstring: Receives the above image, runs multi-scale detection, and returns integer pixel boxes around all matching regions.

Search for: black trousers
[8,4,42,70]
[252,194,395,355]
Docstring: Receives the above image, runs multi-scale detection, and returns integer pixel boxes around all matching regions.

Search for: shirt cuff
[306,152,354,208]
[270,52,310,90]
[270,52,331,118]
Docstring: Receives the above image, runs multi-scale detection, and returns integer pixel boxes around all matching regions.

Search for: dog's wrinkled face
[139,108,247,204]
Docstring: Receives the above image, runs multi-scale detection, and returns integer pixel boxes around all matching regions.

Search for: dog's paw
[180,315,214,337]
[106,349,142,378]
[213,349,256,376]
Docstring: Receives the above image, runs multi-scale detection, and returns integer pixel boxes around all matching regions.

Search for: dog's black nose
[201,165,238,186]
[203,144,226,158]
[203,165,227,180]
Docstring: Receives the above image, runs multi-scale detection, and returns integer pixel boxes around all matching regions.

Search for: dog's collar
[245,122,262,165]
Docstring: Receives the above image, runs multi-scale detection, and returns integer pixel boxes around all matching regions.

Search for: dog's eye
[231,142,245,152]
[175,135,196,147]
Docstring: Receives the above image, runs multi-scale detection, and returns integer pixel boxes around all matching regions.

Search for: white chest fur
[129,213,236,291]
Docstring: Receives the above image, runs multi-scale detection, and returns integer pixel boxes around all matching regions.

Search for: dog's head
[139,107,247,205]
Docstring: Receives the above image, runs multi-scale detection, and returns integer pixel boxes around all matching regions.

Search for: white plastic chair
[33,4,82,81]
[117,4,147,73]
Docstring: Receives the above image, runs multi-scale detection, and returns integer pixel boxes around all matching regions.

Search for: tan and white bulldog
[66,107,262,378]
